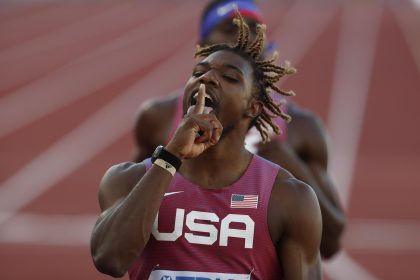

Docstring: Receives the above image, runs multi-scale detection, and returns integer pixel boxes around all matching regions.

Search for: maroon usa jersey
[128,155,282,280]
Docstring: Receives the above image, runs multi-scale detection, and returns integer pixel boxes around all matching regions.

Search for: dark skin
[132,17,345,258]
[91,51,322,279]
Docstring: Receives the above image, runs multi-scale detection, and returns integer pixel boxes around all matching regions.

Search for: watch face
[152,145,163,160]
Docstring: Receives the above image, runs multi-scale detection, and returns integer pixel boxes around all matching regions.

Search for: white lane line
[0,1,196,139]
[0,2,116,50]
[412,0,420,9]
[392,3,420,74]
[272,2,337,78]
[323,2,384,280]
[323,251,378,280]
[0,213,97,246]
[0,2,129,63]
[345,219,420,252]
[327,2,383,208]
[0,39,196,226]
[2,213,419,251]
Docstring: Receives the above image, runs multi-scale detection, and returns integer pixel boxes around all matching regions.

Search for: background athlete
[133,0,345,259]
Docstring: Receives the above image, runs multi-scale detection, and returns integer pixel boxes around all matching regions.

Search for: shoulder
[268,170,321,241]
[98,162,147,210]
[288,103,326,136]
[272,171,319,213]
[288,103,329,160]
[133,94,181,150]
[102,162,147,184]
[135,94,180,128]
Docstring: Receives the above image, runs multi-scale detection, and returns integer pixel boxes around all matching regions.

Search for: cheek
[218,95,247,120]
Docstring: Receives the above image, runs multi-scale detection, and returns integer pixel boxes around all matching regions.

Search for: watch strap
[153,158,176,176]
[151,145,182,171]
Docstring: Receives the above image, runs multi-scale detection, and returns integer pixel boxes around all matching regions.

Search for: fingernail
[187,106,195,114]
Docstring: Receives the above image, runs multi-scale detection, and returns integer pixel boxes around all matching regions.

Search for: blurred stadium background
[0,0,419,279]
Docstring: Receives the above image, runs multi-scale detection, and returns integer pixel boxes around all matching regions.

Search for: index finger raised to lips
[192,83,205,115]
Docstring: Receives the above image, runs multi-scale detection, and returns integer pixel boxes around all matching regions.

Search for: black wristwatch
[151,145,182,171]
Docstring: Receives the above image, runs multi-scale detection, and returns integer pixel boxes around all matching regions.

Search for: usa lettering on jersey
[152,209,255,248]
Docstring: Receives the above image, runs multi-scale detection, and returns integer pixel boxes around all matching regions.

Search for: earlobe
[245,98,263,118]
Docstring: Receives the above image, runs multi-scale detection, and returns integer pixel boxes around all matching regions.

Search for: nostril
[199,76,219,87]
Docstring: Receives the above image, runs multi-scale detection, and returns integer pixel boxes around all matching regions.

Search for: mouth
[189,88,217,113]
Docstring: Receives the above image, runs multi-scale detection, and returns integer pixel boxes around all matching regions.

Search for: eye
[192,71,205,78]
[223,75,238,82]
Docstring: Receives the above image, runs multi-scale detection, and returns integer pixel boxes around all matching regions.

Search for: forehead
[200,50,253,77]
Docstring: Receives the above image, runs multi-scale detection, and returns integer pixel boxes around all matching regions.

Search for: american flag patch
[230,194,258,209]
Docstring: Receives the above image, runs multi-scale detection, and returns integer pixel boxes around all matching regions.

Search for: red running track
[0,1,419,279]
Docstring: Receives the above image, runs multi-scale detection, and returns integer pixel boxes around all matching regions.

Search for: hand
[166,84,223,159]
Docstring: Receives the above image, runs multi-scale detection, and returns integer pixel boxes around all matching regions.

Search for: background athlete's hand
[166,84,223,160]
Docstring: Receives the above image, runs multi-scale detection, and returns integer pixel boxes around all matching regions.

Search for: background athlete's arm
[132,98,177,163]
[269,176,322,280]
[298,113,346,258]
[259,111,345,258]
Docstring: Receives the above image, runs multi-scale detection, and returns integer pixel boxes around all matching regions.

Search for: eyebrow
[195,62,244,76]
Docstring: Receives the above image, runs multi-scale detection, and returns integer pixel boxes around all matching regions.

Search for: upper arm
[270,177,322,279]
[292,111,329,168]
[98,162,147,211]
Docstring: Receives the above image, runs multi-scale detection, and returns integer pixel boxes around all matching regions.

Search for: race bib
[148,269,250,280]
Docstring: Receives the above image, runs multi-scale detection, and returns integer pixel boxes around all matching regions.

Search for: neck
[180,134,253,189]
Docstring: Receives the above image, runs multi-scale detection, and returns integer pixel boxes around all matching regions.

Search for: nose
[199,71,220,87]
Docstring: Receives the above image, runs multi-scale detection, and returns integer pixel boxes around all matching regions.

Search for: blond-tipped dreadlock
[194,9,296,143]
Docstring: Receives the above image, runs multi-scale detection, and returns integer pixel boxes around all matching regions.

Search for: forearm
[91,165,173,276]
[296,163,344,231]
[306,163,346,257]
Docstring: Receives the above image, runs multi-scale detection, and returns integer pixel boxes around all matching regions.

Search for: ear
[245,97,263,118]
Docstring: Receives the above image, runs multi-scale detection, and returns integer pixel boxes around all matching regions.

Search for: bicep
[279,183,322,279]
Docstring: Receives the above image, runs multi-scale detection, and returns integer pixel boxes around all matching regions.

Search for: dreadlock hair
[195,9,296,143]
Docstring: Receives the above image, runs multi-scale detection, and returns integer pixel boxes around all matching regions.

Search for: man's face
[183,50,256,133]
[201,17,259,46]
